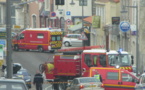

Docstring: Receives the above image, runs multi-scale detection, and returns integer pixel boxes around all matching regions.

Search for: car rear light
[101,84,104,88]
[79,85,84,89]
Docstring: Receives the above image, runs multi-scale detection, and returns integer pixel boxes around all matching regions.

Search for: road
[11,45,80,90]
[12,50,55,90]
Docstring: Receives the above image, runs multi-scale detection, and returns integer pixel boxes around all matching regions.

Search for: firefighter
[33,70,44,90]
[93,71,102,82]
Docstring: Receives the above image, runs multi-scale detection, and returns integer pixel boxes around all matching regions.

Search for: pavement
[0,67,51,90]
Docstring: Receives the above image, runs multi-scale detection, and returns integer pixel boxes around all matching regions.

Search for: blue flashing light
[118,48,123,52]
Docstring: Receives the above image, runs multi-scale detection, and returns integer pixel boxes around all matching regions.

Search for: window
[108,54,131,66]
[37,34,44,39]
[107,72,118,80]
[32,15,36,28]
[93,55,98,66]
[11,6,15,16]
[79,0,87,6]
[11,18,16,25]
[122,73,133,82]
[84,54,91,67]
[51,35,61,41]
[96,5,105,23]
[19,34,24,39]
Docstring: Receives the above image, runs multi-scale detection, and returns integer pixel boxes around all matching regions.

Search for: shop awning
[68,23,82,31]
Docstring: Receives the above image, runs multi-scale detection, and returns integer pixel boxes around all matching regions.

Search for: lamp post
[70,0,75,5]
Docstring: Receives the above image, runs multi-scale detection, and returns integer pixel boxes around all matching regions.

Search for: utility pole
[125,5,139,76]
[136,6,139,76]
[6,0,13,78]
[24,0,28,28]
[81,0,85,47]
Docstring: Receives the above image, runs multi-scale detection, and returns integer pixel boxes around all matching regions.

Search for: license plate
[90,85,96,87]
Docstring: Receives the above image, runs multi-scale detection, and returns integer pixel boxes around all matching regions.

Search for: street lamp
[70,0,75,5]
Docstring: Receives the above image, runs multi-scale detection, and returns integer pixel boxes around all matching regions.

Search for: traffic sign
[79,32,88,40]
[66,11,71,15]
[50,12,56,17]
[0,39,6,45]
[66,19,71,25]
[119,21,130,32]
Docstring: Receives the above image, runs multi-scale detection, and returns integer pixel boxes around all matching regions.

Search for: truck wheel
[38,47,43,52]
[58,80,67,90]
[14,45,19,51]
[50,50,55,53]
[64,42,70,47]
[26,49,29,51]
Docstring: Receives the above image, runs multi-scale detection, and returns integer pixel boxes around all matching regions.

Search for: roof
[23,28,61,31]
[83,49,129,54]
[0,78,25,83]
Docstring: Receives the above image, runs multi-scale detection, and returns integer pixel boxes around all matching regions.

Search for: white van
[63,34,82,47]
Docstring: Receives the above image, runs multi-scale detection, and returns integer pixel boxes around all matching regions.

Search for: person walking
[33,70,44,90]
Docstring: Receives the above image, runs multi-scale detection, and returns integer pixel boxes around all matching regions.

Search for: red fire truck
[12,28,62,52]
[40,46,134,90]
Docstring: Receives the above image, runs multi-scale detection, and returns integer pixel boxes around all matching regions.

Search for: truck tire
[14,45,19,51]
[38,46,43,52]
[50,50,55,53]
[64,41,70,47]
[58,80,67,90]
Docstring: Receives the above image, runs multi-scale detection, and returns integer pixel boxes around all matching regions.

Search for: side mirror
[131,59,134,65]
[131,55,134,65]
[131,55,134,59]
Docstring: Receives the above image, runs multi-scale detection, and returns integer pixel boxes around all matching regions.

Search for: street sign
[0,39,6,45]
[119,21,130,32]
[66,11,71,15]
[66,19,71,25]
[50,12,56,17]
[79,32,88,40]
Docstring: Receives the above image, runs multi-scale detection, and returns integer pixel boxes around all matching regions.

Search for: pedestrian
[33,70,44,90]
[93,71,102,82]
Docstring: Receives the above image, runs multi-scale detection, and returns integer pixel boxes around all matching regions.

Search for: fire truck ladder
[57,45,104,53]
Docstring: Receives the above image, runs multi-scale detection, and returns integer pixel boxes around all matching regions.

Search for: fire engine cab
[40,46,134,90]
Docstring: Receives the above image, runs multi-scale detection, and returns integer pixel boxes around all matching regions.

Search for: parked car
[0,78,28,90]
[14,68,32,89]
[63,34,82,47]
[66,77,104,90]
[4,63,23,77]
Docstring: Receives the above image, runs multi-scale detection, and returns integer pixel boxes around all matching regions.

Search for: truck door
[120,71,139,90]
[17,33,25,49]
[103,69,122,90]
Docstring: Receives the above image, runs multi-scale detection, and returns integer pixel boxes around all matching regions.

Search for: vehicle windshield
[108,54,131,66]
[17,70,29,76]
[79,77,100,83]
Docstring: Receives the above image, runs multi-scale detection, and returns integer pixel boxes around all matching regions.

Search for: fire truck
[39,46,134,90]
[12,28,62,52]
